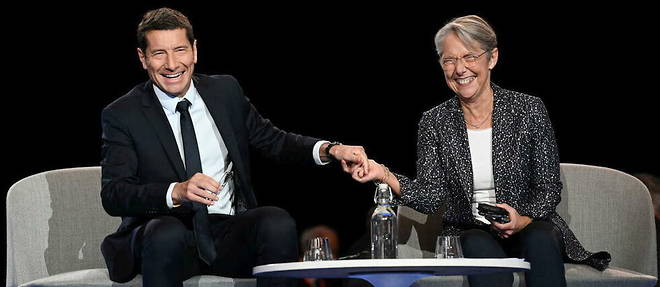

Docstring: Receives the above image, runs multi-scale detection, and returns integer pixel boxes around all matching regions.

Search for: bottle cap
[374,183,393,204]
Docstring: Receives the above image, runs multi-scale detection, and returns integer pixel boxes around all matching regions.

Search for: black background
[3,2,658,279]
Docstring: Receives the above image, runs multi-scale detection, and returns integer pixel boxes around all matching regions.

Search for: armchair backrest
[5,167,120,287]
[397,204,443,259]
[397,163,657,276]
[556,163,656,276]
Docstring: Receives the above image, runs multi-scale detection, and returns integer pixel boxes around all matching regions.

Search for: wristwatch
[324,141,342,160]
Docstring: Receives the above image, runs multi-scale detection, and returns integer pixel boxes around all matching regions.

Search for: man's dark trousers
[136,206,298,287]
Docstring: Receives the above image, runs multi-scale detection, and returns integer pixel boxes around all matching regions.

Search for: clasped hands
[330,148,391,185]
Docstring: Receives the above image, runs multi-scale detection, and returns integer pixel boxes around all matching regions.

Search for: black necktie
[176,99,217,265]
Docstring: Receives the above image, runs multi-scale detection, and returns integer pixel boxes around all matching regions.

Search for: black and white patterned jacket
[394,83,611,270]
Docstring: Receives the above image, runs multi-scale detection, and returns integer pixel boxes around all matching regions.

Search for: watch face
[326,142,341,158]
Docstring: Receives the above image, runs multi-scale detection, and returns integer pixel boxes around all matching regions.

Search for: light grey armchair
[6,167,256,287]
[397,163,658,287]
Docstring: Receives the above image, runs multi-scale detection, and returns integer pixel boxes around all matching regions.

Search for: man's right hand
[172,173,220,206]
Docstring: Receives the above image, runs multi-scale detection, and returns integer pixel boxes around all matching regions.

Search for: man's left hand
[326,144,370,175]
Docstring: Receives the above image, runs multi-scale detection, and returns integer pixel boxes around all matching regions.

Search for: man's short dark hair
[137,7,195,51]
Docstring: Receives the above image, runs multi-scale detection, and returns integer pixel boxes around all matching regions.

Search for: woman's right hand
[351,159,385,183]
[352,159,402,196]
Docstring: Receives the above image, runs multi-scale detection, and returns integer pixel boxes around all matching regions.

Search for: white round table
[253,258,529,287]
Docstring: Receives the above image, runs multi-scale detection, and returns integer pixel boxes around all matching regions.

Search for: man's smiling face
[138,28,197,97]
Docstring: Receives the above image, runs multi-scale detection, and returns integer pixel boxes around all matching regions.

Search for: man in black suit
[100,8,370,287]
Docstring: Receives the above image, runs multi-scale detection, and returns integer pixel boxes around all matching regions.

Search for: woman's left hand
[491,203,532,238]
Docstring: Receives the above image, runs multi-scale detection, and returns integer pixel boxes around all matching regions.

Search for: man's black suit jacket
[100,74,319,282]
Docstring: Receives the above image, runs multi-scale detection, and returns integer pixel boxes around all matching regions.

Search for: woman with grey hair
[351,15,610,287]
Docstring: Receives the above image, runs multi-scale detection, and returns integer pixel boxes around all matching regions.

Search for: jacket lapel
[140,82,187,181]
[193,77,242,167]
[490,84,507,201]
[447,84,509,202]
[445,98,474,201]
[194,77,251,210]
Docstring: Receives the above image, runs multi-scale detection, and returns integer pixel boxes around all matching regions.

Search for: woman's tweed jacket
[394,83,611,270]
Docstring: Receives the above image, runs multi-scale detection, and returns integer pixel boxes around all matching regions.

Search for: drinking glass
[435,236,463,259]
[303,237,334,261]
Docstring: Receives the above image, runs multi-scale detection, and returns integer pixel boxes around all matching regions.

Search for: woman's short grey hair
[434,15,497,57]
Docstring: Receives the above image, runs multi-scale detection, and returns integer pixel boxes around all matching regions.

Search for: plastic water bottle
[371,183,397,259]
